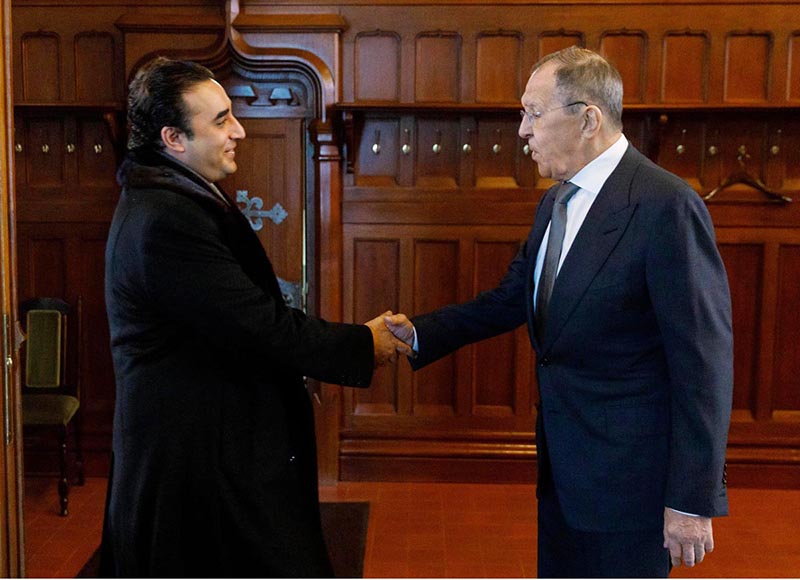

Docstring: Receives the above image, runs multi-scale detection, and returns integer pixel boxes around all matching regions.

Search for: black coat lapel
[540,145,642,351]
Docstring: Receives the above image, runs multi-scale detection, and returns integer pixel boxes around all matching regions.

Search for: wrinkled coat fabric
[100,151,373,577]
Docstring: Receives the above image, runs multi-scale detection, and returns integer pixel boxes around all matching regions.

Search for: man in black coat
[100,57,409,577]
[386,47,733,577]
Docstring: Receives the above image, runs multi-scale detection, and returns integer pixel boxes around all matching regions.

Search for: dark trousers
[537,486,670,578]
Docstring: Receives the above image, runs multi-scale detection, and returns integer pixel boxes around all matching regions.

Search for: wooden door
[1,0,25,574]
[221,118,306,310]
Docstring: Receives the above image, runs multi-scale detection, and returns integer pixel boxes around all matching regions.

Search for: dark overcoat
[410,144,733,533]
[100,151,374,577]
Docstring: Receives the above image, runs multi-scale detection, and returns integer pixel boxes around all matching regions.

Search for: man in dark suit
[100,57,409,577]
[386,47,733,577]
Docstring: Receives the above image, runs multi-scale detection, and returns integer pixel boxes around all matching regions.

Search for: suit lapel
[540,145,643,352]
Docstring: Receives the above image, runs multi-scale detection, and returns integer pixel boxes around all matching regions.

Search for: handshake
[364,311,416,367]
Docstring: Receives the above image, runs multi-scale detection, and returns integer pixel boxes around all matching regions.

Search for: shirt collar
[568,134,628,195]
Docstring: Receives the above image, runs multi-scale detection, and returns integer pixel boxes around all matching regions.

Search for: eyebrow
[213,108,230,121]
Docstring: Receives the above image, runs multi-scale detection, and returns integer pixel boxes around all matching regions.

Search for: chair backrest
[20,297,71,391]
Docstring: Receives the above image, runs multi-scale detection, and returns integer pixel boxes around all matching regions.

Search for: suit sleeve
[118,194,374,388]
[646,188,733,517]
[410,227,536,370]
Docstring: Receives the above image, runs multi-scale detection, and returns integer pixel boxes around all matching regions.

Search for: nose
[232,115,246,140]
[518,117,531,140]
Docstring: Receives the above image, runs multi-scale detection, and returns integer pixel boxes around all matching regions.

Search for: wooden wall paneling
[16,231,68,301]
[354,115,401,187]
[415,117,459,188]
[20,31,61,102]
[474,116,522,189]
[471,240,519,416]
[789,32,800,101]
[414,31,461,102]
[600,30,647,104]
[718,241,764,421]
[23,117,66,195]
[74,32,116,103]
[655,116,705,190]
[74,230,114,471]
[724,32,773,103]
[458,115,476,188]
[412,239,460,416]
[538,30,585,62]
[221,118,304,286]
[354,30,400,102]
[661,30,708,103]
[348,236,402,416]
[772,117,800,191]
[475,31,521,103]
[708,117,769,201]
[772,243,800,419]
[76,115,117,193]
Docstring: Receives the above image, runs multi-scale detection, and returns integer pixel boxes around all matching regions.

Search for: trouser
[537,486,671,578]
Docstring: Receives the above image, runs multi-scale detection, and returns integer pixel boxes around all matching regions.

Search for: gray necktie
[535,181,580,341]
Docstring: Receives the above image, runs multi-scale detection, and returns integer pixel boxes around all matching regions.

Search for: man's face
[518,63,584,182]
[175,79,246,182]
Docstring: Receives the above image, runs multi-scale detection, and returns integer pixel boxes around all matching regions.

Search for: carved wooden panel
[355,116,401,186]
[656,118,705,189]
[474,116,522,188]
[538,30,584,60]
[17,236,68,298]
[413,240,460,416]
[719,243,763,419]
[472,241,519,415]
[790,33,800,102]
[20,32,61,102]
[415,117,459,187]
[476,32,521,103]
[724,32,772,102]
[600,31,647,103]
[22,117,66,194]
[355,31,400,102]
[76,116,117,192]
[415,32,461,102]
[773,244,800,417]
[350,238,401,416]
[221,118,303,288]
[75,32,115,103]
[661,31,708,103]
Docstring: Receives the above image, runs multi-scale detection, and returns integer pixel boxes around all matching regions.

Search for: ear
[580,105,603,138]
[160,126,186,154]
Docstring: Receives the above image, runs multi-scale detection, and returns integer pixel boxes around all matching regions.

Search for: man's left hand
[663,507,714,567]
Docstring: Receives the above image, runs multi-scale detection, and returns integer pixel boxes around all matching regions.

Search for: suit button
[539,357,550,366]
[289,455,296,463]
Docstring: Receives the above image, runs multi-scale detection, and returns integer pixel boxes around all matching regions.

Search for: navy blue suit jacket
[411,144,733,532]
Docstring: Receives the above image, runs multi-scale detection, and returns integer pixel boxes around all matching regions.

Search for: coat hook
[93,144,103,155]
[66,143,75,154]
[432,130,442,154]
[371,130,381,155]
[523,144,531,156]
[492,129,502,154]
[402,128,411,155]
[770,129,782,156]
[462,128,472,154]
[676,129,686,155]
[41,144,50,154]
[14,143,22,153]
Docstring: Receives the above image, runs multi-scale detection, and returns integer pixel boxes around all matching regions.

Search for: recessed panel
[600,32,647,103]
[773,245,800,413]
[415,118,460,188]
[21,32,61,101]
[538,32,584,60]
[718,243,763,417]
[662,32,708,103]
[415,32,460,102]
[355,117,400,186]
[355,32,400,102]
[25,118,66,192]
[353,239,401,415]
[77,117,117,191]
[724,33,771,102]
[476,33,521,103]
[75,33,115,102]
[413,240,459,415]
[473,241,519,415]
[790,33,800,101]
[475,117,522,188]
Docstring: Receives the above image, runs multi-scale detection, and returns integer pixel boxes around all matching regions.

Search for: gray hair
[534,46,623,130]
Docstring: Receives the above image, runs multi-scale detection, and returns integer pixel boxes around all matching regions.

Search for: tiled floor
[23,476,800,578]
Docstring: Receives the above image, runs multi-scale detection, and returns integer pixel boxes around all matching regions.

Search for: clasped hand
[663,507,714,568]
[364,311,415,367]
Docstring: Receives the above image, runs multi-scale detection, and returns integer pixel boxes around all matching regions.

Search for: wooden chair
[20,297,85,516]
